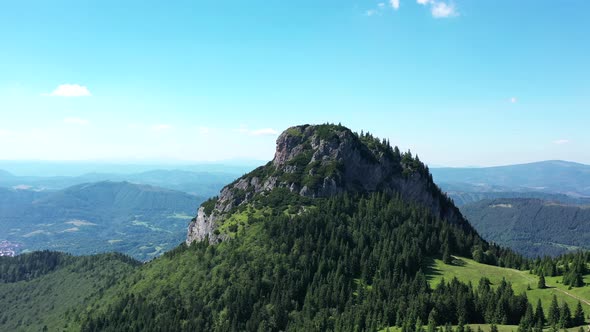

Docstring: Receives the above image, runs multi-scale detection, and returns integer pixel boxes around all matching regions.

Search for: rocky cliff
[187,124,465,244]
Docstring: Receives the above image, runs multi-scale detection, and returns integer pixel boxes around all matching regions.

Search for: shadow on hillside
[423,256,467,283]
[423,257,443,282]
[451,257,467,266]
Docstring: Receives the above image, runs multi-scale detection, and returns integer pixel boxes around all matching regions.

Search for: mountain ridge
[187,124,469,244]
[0,181,202,260]
[432,160,590,197]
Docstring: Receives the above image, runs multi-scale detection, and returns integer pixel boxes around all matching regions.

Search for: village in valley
[0,241,20,257]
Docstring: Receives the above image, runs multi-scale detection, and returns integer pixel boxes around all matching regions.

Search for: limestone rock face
[187,124,463,245]
[185,207,224,244]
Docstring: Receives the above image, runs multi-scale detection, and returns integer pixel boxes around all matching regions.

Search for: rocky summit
[187,124,465,244]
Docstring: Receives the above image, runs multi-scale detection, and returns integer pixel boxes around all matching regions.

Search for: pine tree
[490,324,499,332]
[456,322,465,332]
[538,274,546,289]
[444,323,453,332]
[427,309,438,332]
[443,245,452,265]
[520,303,535,329]
[574,301,585,326]
[416,318,426,332]
[549,295,561,326]
[534,299,546,327]
[559,302,571,328]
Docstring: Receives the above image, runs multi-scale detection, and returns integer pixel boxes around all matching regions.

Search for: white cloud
[63,117,89,125]
[416,0,457,18]
[152,124,172,132]
[431,2,456,18]
[43,84,92,97]
[368,0,399,15]
[510,97,518,103]
[553,139,570,145]
[366,9,379,16]
[0,129,11,136]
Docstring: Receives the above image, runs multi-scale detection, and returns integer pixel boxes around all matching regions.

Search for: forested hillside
[461,198,590,257]
[0,251,139,331]
[82,192,513,331]
[77,125,528,331]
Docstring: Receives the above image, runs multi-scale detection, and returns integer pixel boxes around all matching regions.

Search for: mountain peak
[272,124,354,167]
[187,124,467,244]
[270,123,401,196]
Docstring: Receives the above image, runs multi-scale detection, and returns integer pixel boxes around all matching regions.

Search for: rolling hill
[461,198,590,257]
[0,181,204,260]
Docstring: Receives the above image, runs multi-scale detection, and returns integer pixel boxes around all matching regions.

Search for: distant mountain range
[0,181,204,260]
[431,160,590,205]
[461,198,590,257]
[0,169,239,198]
[0,161,259,177]
[442,189,590,207]
[431,160,590,257]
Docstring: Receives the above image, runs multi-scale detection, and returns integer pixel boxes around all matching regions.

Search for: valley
[0,181,205,260]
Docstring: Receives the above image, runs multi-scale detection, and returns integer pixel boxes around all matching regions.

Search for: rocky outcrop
[186,207,223,244]
[187,124,464,245]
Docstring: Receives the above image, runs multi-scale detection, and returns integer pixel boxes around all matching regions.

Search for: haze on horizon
[1,1,588,167]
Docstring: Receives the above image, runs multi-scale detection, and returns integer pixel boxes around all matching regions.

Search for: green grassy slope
[427,256,590,321]
[0,253,138,332]
[381,256,590,332]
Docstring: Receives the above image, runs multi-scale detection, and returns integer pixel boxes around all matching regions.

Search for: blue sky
[0,0,588,167]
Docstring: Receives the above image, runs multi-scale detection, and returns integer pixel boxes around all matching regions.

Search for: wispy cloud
[553,139,570,145]
[416,0,458,18]
[510,97,518,103]
[63,117,89,125]
[366,0,456,18]
[431,2,456,18]
[365,9,380,16]
[366,0,399,16]
[0,129,11,136]
[42,84,92,97]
